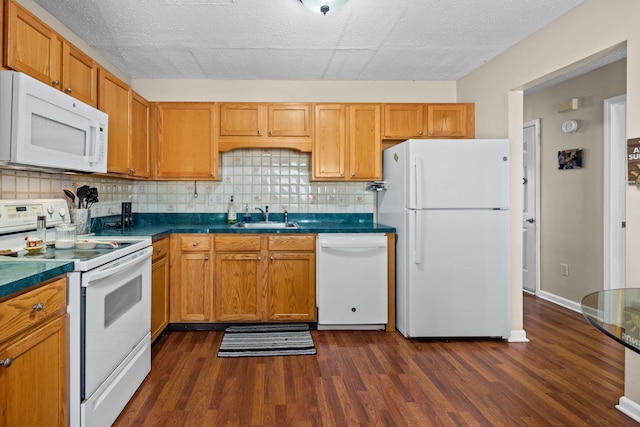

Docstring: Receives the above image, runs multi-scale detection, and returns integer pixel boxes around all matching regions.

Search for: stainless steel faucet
[255,205,269,222]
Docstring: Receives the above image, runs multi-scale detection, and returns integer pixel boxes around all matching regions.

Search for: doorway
[604,94,626,290]
[522,120,540,294]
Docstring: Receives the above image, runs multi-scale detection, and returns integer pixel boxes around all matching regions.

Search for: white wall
[457,0,640,402]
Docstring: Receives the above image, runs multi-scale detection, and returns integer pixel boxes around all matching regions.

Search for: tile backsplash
[0,149,375,217]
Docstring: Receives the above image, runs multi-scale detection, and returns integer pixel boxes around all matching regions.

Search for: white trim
[508,329,529,342]
[537,290,582,313]
[523,119,541,294]
[603,94,626,290]
[617,397,640,423]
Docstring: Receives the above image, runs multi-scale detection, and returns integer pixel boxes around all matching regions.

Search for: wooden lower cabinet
[0,276,68,427]
[213,234,316,322]
[170,234,213,322]
[151,237,170,341]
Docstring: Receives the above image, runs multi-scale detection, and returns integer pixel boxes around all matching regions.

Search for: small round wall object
[561,119,578,133]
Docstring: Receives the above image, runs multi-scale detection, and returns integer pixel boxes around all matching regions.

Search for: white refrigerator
[378,139,510,338]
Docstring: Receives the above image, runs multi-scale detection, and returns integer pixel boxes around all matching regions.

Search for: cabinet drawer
[214,235,262,251]
[268,235,315,251]
[178,235,211,251]
[152,237,170,261]
[0,277,67,343]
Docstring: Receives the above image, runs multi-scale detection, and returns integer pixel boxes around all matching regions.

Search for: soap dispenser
[243,204,251,223]
[227,196,237,224]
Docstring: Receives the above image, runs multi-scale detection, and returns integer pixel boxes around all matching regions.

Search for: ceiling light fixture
[299,0,348,15]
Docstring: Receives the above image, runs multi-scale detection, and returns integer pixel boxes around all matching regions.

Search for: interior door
[522,120,539,293]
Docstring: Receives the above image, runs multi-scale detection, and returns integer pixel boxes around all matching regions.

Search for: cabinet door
[151,254,169,342]
[62,42,97,107]
[425,104,474,138]
[157,103,217,179]
[267,253,316,321]
[0,314,67,427]
[383,104,425,139]
[5,0,60,86]
[313,104,346,179]
[219,103,263,136]
[177,253,212,322]
[214,253,263,321]
[99,68,131,174]
[130,92,151,178]
[268,103,310,137]
[348,104,382,180]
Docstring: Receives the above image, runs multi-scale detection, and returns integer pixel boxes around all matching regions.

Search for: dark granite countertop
[0,260,74,299]
[92,213,395,241]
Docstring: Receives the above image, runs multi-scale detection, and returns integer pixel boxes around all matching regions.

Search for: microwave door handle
[83,124,99,163]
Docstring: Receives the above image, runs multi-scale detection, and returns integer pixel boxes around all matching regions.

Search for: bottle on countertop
[227,196,237,224]
[243,204,251,223]
[36,215,47,251]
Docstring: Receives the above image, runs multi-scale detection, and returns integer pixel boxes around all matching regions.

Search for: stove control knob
[47,205,54,215]
[59,208,67,218]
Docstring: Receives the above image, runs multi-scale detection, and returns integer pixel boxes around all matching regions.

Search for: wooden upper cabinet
[313,104,346,179]
[218,103,312,152]
[383,103,475,139]
[348,104,381,180]
[130,92,151,178]
[99,68,131,174]
[62,42,98,106]
[383,104,425,139]
[5,0,98,106]
[5,0,60,86]
[426,103,475,138]
[313,103,381,181]
[156,102,217,180]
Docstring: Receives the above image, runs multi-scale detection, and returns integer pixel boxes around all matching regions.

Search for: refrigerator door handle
[415,157,424,209]
[413,210,422,264]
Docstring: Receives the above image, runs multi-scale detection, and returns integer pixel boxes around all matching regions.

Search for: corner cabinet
[383,103,475,140]
[217,103,312,152]
[0,276,68,427]
[169,234,213,322]
[155,103,218,180]
[213,234,316,322]
[313,103,381,181]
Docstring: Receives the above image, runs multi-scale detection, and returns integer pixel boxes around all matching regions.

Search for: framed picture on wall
[558,149,583,170]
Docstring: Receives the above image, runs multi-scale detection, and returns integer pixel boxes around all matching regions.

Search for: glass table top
[581,288,640,355]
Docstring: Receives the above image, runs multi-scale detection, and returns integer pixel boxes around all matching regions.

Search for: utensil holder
[71,209,91,235]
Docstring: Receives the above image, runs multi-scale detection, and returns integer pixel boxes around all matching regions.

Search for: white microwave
[0,71,108,173]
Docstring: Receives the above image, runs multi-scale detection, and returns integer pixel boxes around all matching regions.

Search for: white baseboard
[508,329,529,342]
[538,290,582,313]
[617,396,640,422]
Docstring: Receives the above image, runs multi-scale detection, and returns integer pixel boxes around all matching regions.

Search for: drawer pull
[257,256,261,261]
[204,256,209,261]
[1,357,13,368]
[193,242,198,246]
[32,303,44,312]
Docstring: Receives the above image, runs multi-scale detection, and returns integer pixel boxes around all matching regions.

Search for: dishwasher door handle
[319,241,387,249]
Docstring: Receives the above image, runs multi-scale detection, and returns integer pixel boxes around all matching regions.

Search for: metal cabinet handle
[270,256,274,261]
[269,130,273,135]
[418,130,423,135]
[193,242,198,246]
[204,256,209,261]
[429,131,434,135]
[257,130,262,135]
[340,172,344,177]
[52,80,60,86]
[32,303,44,312]
[257,256,261,261]
[129,168,136,174]
[65,87,73,93]
[1,357,12,368]
[351,172,355,177]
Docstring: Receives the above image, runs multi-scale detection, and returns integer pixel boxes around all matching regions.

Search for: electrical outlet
[560,263,569,276]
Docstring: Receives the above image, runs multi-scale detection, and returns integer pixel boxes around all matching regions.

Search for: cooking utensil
[63,188,76,209]
[76,239,119,250]
[76,185,90,208]
[85,187,99,209]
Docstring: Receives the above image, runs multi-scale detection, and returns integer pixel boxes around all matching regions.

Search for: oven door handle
[82,246,153,285]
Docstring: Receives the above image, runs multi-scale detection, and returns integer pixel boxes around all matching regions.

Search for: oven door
[81,247,152,399]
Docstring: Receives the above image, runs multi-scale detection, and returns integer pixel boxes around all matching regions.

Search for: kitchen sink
[231,221,299,229]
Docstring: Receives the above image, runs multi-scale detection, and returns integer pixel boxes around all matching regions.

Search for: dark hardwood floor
[114,294,638,426]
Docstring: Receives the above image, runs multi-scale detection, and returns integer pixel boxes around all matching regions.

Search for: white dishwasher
[317,233,388,330]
